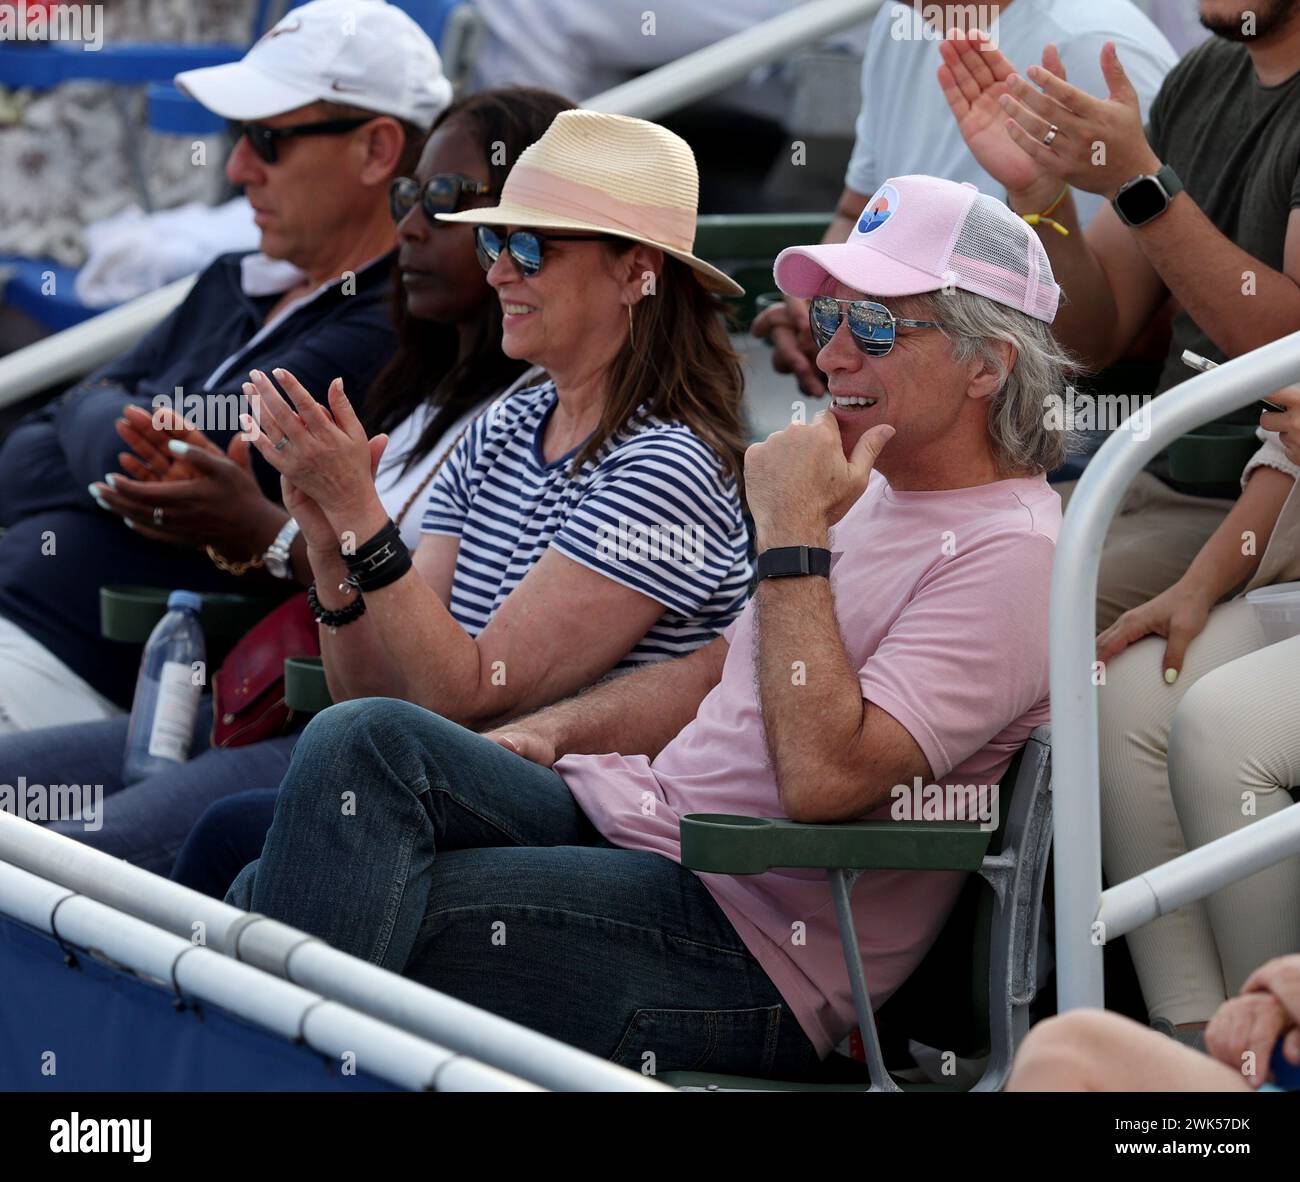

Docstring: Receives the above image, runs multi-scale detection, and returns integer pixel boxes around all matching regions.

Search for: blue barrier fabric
[0,915,400,1092]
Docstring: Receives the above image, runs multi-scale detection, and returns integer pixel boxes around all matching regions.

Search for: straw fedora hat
[437,109,743,296]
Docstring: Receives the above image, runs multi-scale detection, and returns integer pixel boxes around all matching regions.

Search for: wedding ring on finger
[153,507,165,527]
[274,435,290,451]
[1042,124,1060,147]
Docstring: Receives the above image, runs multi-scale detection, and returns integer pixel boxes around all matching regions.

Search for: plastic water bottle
[123,590,206,783]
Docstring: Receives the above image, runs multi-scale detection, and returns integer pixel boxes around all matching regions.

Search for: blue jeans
[227,698,820,1077]
[0,701,299,875]
[172,788,280,898]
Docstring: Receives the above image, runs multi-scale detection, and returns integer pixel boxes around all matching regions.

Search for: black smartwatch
[1112,163,1184,228]
[756,546,832,582]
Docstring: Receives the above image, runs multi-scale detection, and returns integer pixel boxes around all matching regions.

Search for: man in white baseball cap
[0,0,454,732]
[176,0,452,275]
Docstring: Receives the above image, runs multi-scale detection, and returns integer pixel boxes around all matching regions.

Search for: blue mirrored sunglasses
[809,295,945,357]
[474,226,609,277]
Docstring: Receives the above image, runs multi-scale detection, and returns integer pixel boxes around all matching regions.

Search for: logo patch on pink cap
[856,183,899,236]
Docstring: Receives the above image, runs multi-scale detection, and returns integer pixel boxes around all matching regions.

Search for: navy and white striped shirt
[422,381,751,664]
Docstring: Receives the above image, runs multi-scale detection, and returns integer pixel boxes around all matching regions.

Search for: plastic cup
[1245,580,1300,646]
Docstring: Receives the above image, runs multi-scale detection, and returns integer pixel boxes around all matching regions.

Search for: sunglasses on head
[474,226,609,277]
[228,117,374,164]
[809,295,946,357]
[389,174,492,224]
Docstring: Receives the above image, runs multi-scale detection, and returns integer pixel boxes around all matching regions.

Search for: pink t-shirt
[558,472,1060,1056]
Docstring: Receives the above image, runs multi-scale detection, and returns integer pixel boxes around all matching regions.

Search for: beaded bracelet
[307,580,367,631]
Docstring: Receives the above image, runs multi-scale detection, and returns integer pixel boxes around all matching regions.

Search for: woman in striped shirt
[249,110,752,728]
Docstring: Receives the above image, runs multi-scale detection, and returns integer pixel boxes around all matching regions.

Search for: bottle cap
[167,590,204,614]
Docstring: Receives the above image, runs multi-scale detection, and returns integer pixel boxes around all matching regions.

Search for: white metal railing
[585,0,881,120]
[0,275,194,410]
[0,812,666,1092]
[1051,328,1300,1011]
[0,857,538,1091]
[1097,805,1300,941]
[0,0,880,412]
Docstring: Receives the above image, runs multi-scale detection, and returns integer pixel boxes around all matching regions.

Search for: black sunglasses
[809,295,946,357]
[474,226,608,277]
[228,117,374,164]
[390,174,491,224]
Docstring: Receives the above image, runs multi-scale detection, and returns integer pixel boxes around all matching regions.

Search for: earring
[627,302,635,349]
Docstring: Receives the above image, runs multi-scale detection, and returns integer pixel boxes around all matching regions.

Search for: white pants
[0,615,124,733]
[1098,597,1300,1024]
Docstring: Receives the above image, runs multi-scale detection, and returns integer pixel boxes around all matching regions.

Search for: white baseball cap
[175,0,452,129]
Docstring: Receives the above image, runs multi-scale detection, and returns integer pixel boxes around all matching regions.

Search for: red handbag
[211,592,320,747]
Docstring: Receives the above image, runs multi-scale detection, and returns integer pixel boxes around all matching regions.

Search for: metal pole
[0,813,665,1091]
[1097,804,1300,942]
[0,859,538,1092]
[585,0,882,120]
[0,275,194,410]
[1052,328,1300,1012]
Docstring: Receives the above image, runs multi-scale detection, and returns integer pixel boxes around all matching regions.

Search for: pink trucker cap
[775,175,1060,323]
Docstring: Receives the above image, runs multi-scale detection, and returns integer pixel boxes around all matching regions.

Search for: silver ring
[274,435,290,451]
[153,506,164,527]
[1042,124,1059,147]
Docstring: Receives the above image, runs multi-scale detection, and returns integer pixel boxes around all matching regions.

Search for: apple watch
[1112,163,1184,228]
[756,546,832,582]
[262,518,301,580]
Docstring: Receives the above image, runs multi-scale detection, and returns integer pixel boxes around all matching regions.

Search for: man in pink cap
[224,176,1072,1078]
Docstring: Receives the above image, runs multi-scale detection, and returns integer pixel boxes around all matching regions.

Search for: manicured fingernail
[104,473,119,488]
[1164,668,1178,685]
[168,440,190,456]
[272,367,287,378]
[250,369,263,379]
[123,519,137,531]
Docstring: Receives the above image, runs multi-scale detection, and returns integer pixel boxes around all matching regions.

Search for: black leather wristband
[343,520,412,592]
[755,546,832,581]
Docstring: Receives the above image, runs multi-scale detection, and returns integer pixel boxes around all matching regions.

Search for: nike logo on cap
[256,17,301,45]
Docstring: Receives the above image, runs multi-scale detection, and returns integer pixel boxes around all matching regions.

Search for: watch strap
[1155,162,1184,200]
[756,546,832,581]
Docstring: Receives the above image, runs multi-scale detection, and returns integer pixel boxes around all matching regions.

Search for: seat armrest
[284,656,333,715]
[680,813,992,875]
[100,584,277,644]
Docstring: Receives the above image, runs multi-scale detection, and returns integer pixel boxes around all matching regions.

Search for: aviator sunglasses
[389,173,492,224]
[809,294,946,357]
[474,225,608,277]
[228,117,374,165]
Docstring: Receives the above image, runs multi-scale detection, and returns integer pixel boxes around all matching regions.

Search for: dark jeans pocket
[610,1004,784,1077]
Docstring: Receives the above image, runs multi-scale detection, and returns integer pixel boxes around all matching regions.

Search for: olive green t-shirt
[1148,37,1300,398]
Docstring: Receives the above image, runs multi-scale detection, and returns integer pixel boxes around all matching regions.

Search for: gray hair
[909,287,1083,474]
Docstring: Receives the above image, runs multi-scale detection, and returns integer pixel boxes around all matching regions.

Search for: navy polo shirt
[0,250,397,706]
